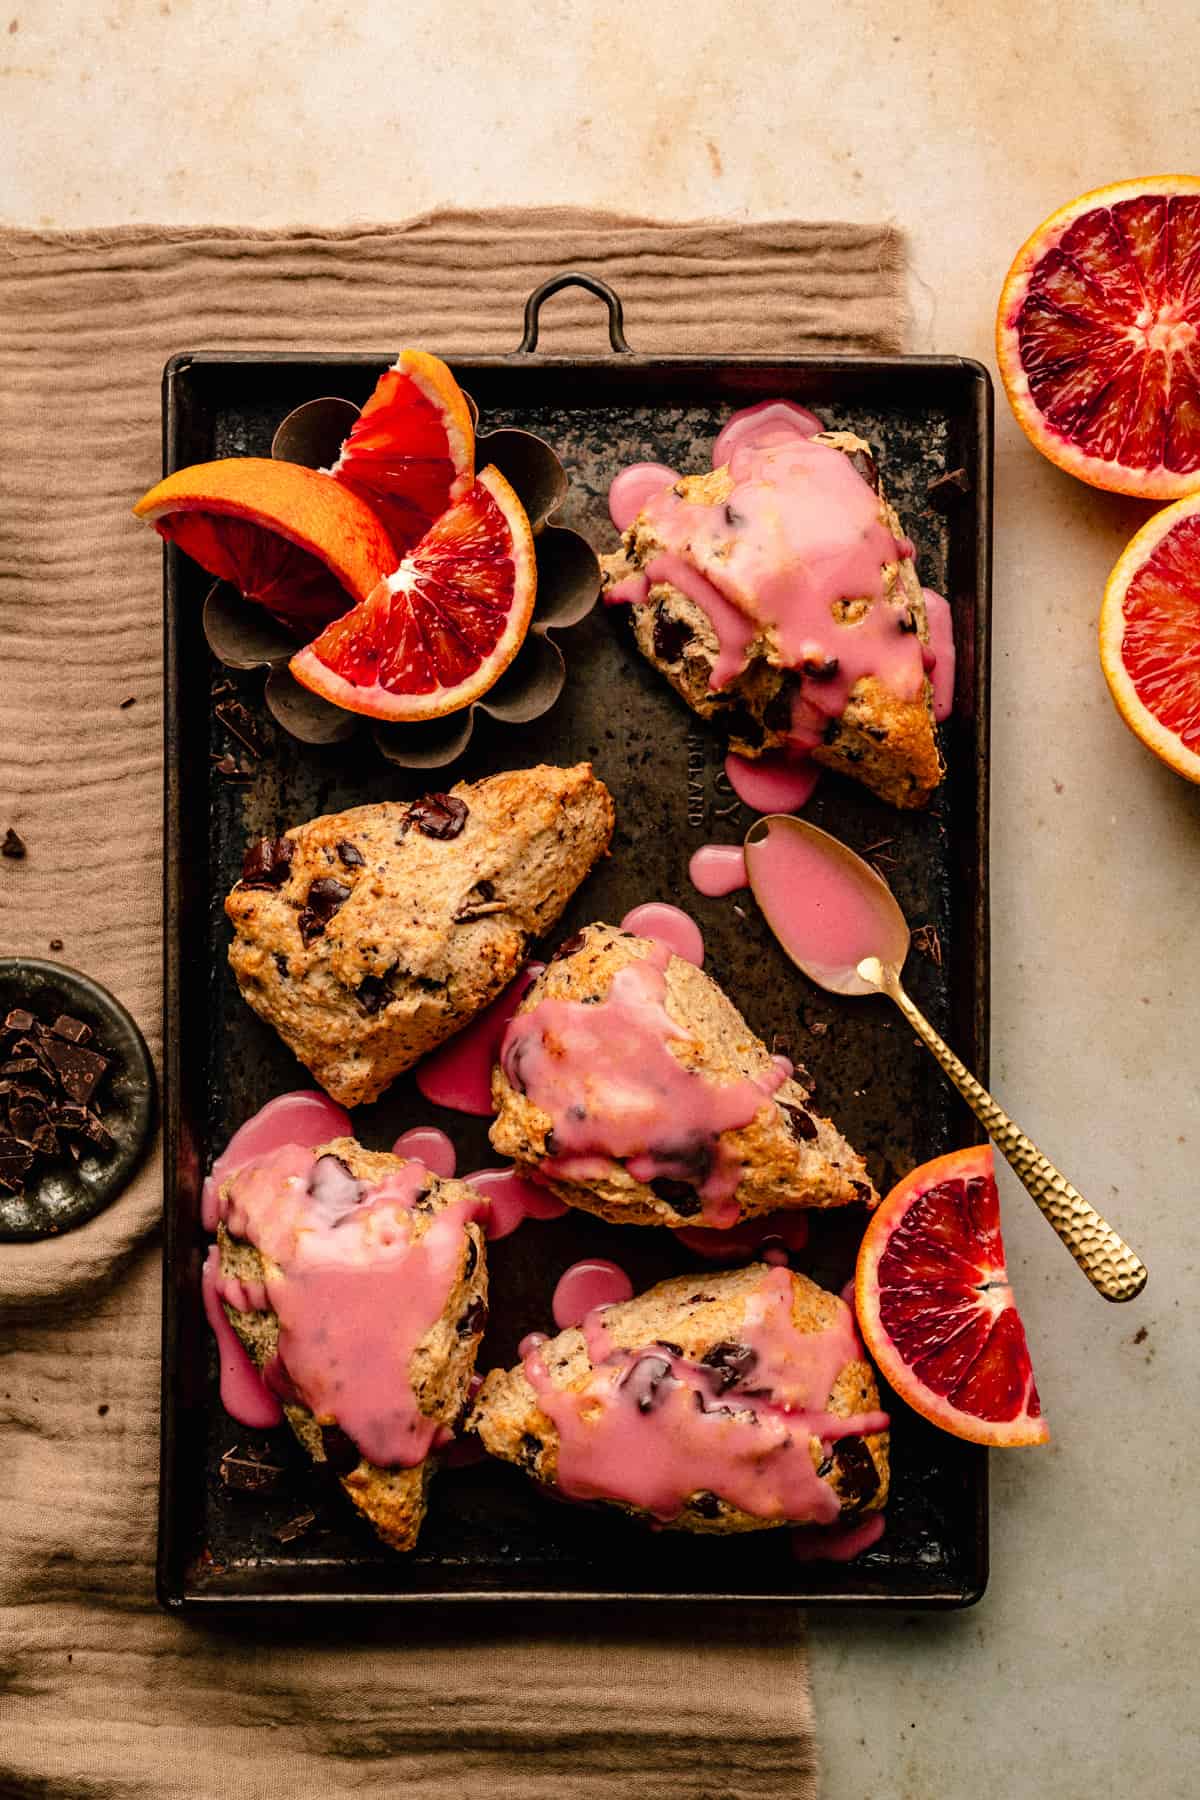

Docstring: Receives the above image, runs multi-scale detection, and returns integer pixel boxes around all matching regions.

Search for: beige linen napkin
[0,208,905,1798]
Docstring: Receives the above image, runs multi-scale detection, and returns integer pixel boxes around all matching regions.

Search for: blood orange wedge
[855,1146,1049,1448]
[997,176,1200,499]
[329,349,475,558]
[134,457,395,636]
[1100,491,1200,780]
[290,465,536,720]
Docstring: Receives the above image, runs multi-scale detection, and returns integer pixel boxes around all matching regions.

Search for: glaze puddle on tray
[415,964,544,1116]
[551,1258,635,1329]
[392,1125,457,1178]
[463,1165,569,1240]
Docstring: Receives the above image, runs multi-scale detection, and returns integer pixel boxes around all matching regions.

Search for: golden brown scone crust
[226,763,614,1106]
[469,1263,888,1533]
[217,1136,488,1554]
[600,432,944,808]
[488,923,874,1226]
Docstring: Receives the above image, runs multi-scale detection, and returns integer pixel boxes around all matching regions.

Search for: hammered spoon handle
[860,957,1148,1303]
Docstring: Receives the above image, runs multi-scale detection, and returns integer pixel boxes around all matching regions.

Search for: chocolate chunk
[0,1134,34,1191]
[240,835,293,889]
[48,939,63,952]
[50,1103,113,1150]
[701,1341,759,1393]
[4,1008,35,1036]
[820,1435,880,1513]
[336,839,365,868]
[463,1236,478,1279]
[40,1036,109,1107]
[355,974,390,1016]
[119,696,137,710]
[403,793,468,840]
[2,828,26,859]
[49,1014,93,1046]
[802,654,840,682]
[898,609,919,634]
[1,1058,49,1083]
[649,1177,702,1217]
[297,875,352,946]
[220,1447,285,1493]
[652,604,692,664]
[781,1102,818,1143]
[851,1180,873,1205]
[726,704,765,750]
[272,1509,317,1543]
[926,466,971,512]
[8,1100,47,1143]
[723,502,744,527]
[453,878,501,923]
[620,1353,674,1414]
[214,697,264,758]
[211,751,252,782]
[30,1122,60,1157]
[655,1341,684,1358]
[518,1431,543,1470]
[273,951,290,980]
[552,931,587,961]
[691,1490,723,1519]
[845,447,880,492]
[320,1426,361,1474]
[456,1298,488,1338]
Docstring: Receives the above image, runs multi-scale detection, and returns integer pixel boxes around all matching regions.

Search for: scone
[601,431,943,808]
[469,1262,889,1533]
[214,1135,488,1552]
[488,922,874,1228]
[226,763,614,1106]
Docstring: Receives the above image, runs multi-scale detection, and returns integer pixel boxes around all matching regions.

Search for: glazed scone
[469,1262,889,1534]
[601,431,944,808]
[226,763,614,1106]
[489,922,874,1228]
[214,1136,488,1553]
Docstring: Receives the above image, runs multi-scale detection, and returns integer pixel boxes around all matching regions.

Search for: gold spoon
[743,813,1148,1303]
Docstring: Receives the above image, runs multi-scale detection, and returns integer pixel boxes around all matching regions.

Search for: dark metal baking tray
[158,276,993,1610]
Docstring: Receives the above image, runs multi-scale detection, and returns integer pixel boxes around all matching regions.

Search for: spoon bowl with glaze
[743,814,1148,1303]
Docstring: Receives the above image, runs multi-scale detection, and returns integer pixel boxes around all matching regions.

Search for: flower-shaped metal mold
[200,386,600,770]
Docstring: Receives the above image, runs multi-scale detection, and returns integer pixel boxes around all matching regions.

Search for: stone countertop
[3,3,1197,1796]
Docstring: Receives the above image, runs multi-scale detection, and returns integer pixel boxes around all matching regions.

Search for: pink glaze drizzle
[609,463,680,532]
[605,571,650,608]
[392,1126,457,1179]
[551,1259,635,1330]
[922,589,956,722]
[636,435,923,714]
[214,1144,484,1467]
[688,844,748,898]
[745,819,890,983]
[673,1207,810,1263]
[464,1165,569,1241]
[499,942,786,1227]
[525,1265,887,1525]
[724,751,821,816]
[711,399,824,467]
[619,902,704,966]
[201,1245,283,1428]
[201,1090,352,1232]
[415,964,545,1116]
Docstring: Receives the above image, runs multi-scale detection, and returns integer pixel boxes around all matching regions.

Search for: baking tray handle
[518,272,630,354]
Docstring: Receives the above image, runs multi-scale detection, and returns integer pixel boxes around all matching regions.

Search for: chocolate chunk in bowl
[0,959,155,1241]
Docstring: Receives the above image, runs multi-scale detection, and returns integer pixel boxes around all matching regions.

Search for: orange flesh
[1119,511,1200,751]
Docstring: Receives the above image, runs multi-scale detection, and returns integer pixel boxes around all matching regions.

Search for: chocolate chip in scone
[273,951,290,980]
[319,1425,361,1474]
[620,1353,674,1414]
[335,839,365,868]
[898,609,919,634]
[803,654,840,682]
[652,604,692,664]
[649,1177,702,1216]
[240,834,294,889]
[298,875,352,946]
[552,931,587,961]
[518,1431,543,1470]
[781,1102,819,1143]
[819,1435,880,1513]
[701,1341,759,1393]
[463,1236,478,1279]
[453,878,502,922]
[456,1297,488,1337]
[2,828,26,859]
[691,1490,722,1519]
[851,1181,873,1205]
[845,447,880,492]
[403,793,468,840]
[355,973,391,1015]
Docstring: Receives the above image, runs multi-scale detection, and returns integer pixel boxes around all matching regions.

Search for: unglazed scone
[601,431,944,808]
[469,1262,889,1534]
[214,1136,487,1553]
[488,922,874,1228]
[226,763,614,1106]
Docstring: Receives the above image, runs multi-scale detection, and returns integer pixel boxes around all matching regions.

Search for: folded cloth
[0,207,905,1798]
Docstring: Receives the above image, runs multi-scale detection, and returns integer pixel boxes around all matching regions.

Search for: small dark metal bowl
[0,958,156,1242]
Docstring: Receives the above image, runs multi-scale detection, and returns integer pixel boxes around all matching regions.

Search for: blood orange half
[997,176,1200,499]
[1100,491,1200,780]
[329,349,475,558]
[855,1146,1049,1448]
[289,465,536,720]
[134,457,395,636]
